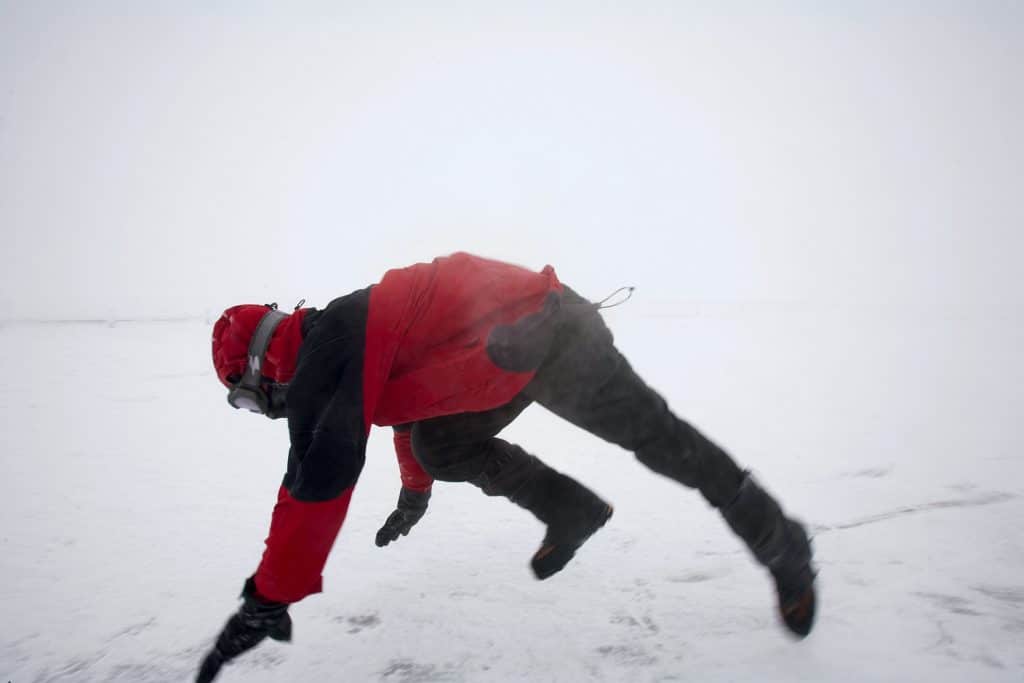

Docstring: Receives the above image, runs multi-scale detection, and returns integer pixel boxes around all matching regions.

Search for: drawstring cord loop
[594,286,635,310]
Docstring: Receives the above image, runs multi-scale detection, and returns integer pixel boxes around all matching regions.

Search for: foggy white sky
[1,1,1021,320]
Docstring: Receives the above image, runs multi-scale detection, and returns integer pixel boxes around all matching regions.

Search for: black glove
[375,487,431,547]
[196,577,292,683]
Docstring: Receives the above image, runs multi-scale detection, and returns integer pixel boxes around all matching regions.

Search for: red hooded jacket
[248,253,563,603]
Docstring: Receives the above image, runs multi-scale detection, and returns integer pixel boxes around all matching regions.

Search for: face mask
[226,306,289,419]
[226,379,289,419]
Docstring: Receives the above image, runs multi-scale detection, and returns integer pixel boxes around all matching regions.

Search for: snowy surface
[1,307,1022,682]
[3,3,1021,681]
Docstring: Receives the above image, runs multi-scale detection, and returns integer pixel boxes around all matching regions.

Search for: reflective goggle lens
[228,389,264,413]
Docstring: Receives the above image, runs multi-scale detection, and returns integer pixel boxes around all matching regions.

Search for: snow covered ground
[1,305,1022,682]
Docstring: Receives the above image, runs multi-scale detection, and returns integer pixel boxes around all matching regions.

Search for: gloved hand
[375,487,431,547]
[196,577,292,683]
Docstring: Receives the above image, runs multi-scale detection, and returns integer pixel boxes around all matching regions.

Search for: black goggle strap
[236,307,288,396]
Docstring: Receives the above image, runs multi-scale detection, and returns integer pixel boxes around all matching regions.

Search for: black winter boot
[470,441,613,580]
[720,474,816,638]
[528,471,614,580]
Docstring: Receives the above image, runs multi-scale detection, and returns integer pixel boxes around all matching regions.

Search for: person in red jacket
[198,252,816,682]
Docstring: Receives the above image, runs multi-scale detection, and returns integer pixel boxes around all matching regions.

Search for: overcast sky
[1,1,1021,320]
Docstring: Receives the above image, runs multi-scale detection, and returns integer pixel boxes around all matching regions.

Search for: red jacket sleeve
[253,351,367,603]
[393,427,433,492]
[252,289,375,604]
[253,485,355,602]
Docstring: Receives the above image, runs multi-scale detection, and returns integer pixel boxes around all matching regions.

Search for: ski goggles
[226,306,288,418]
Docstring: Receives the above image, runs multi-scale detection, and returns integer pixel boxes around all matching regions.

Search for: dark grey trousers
[409,287,745,511]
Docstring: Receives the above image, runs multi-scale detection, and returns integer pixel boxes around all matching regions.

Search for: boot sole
[780,582,816,638]
[531,504,614,580]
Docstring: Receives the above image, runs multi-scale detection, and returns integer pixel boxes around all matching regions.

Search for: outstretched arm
[197,354,366,682]
[198,290,375,681]
[375,425,433,547]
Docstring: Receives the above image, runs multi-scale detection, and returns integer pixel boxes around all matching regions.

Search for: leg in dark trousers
[523,288,745,508]
[411,394,614,579]
[522,287,816,636]
[411,286,814,636]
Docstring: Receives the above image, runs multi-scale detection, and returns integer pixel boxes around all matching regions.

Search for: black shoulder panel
[283,287,372,502]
